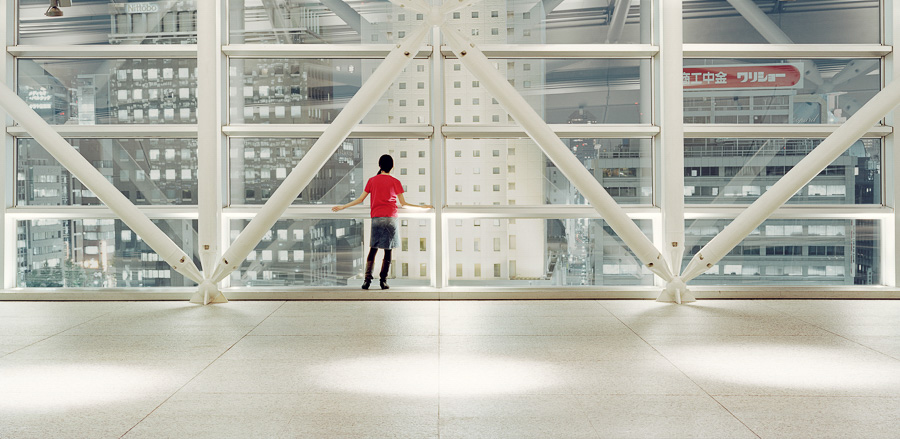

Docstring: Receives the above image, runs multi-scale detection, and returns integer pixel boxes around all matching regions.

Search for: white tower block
[681,79,900,283]
[209,24,431,284]
[440,26,675,284]
[0,83,204,285]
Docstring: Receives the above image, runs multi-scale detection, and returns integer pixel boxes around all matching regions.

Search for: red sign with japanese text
[683,64,803,90]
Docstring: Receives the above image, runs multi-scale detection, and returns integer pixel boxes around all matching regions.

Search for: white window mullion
[2,0,13,289]
[884,0,900,286]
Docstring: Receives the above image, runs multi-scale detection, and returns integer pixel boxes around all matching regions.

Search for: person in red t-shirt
[332,154,432,289]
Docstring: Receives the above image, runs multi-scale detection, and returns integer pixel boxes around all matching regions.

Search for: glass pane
[17,219,199,288]
[230,138,430,205]
[228,58,430,124]
[18,0,198,45]
[446,59,648,125]
[229,218,431,287]
[446,138,651,206]
[17,138,198,206]
[228,1,647,45]
[684,138,881,205]
[18,59,198,125]
[447,218,653,286]
[683,59,881,125]
[684,0,879,44]
[684,219,880,286]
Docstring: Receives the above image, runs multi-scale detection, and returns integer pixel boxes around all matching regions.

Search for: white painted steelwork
[0,83,204,285]
[440,124,659,139]
[8,45,198,58]
[683,44,891,58]
[605,0,634,44]
[681,80,900,282]
[439,44,658,58]
[440,24,675,283]
[224,45,433,59]
[223,124,435,139]
[7,125,199,138]
[684,124,892,139]
[656,0,690,303]
[193,0,226,304]
[209,24,432,284]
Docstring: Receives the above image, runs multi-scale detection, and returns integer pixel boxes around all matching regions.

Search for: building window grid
[4,6,893,292]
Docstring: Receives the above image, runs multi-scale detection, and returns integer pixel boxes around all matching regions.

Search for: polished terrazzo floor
[1,299,899,438]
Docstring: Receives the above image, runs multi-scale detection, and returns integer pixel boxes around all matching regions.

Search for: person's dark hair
[377,154,394,175]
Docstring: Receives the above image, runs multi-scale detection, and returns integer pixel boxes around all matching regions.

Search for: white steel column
[440,25,675,283]
[0,84,205,285]
[1,0,12,289]
[430,27,447,287]
[655,0,690,303]
[209,24,431,283]
[886,0,900,286]
[681,80,900,282]
[192,0,227,304]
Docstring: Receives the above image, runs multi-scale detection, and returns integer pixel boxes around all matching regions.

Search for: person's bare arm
[397,193,433,209]
[332,192,369,212]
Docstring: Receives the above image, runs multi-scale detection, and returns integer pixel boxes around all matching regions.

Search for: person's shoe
[362,279,372,289]
[380,279,389,290]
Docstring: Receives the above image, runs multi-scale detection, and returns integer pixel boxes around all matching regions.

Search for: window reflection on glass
[684,0,879,44]
[446,138,651,206]
[18,0,198,45]
[683,59,881,125]
[229,58,429,124]
[229,218,430,287]
[17,138,198,206]
[446,59,648,125]
[683,138,881,205]
[684,219,880,285]
[229,138,430,205]
[228,0,648,45]
[447,218,653,286]
[17,219,198,288]
[18,59,198,125]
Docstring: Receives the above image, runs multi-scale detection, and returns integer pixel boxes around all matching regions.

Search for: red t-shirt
[365,174,404,217]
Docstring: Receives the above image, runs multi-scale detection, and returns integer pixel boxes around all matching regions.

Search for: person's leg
[379,249,392,289]
[362,247,378,289]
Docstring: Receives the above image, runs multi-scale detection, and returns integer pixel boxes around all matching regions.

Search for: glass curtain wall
[682,0,886,286]
[11,0,201,289]
[4,0,893,294]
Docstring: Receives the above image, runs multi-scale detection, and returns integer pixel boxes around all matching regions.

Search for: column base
[190,280,228,305]
[656,276,696,304]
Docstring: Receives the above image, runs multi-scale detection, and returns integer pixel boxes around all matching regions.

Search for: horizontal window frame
[440,44,659,59]
[684,44,891,58]
[442,124,659,139]
[223,124,433,139]
[224,44,433,59]
[6,206,199,220]
[684,124,893,138]
[8,125,199,138]
[9,45,198,58]
[684,206,892,220]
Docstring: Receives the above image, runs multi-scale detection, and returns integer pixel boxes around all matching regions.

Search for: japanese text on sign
[683,64,803,90]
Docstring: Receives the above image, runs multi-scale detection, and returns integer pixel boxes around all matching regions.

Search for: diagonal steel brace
[0,84,204,285]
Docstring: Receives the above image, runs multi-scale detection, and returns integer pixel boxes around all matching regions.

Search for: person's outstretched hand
[331,206,343,212]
